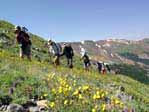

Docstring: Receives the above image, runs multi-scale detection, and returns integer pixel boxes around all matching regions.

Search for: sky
[0,0,149,42]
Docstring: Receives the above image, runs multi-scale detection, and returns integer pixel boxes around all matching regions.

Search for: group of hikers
[14,26,111,74]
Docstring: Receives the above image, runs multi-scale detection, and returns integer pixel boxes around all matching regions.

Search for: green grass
[0,20,149,111]
[0,50,149,111]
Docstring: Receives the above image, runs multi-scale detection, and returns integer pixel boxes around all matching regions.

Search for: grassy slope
[0,20,149,111]
[0,50,149,111]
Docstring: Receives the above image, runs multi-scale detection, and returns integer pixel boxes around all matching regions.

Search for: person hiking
[96,61,102,73]
[81,52,91,71]
[61,43,74,68]
[14,26,32,61]
[47,39,61,66]
[101,62,106,74]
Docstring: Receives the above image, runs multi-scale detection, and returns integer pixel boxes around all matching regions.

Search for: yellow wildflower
[96,91,100,95]
[78,86,82,90]
[93,94,100,100]
[68,86,72,91]
[82,85,89,91]
[49,102,55,108]
[43,93,48,97]
[73,90,79,96]
[97,95,100,99]
[52,88,56,94]
[64,100,68,105]
[92,108,96,112]
[115,99,120,104]
[58,86,63,93]
[69,100,73,105]
[101,104,106,111]
[120,102,124,108]
[66,84,69,88]
[79,94,83,99]
[101,93,105,98]
[93,94,96,100]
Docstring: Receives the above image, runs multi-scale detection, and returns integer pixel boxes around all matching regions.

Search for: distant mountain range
[61,38,149,66]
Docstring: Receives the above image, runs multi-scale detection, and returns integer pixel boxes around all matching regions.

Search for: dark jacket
[17,31,31,46]
[62,46,74,59]
[82,54,90,63]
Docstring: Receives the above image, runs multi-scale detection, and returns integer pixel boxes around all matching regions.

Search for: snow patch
[95,44,101,48]
[106,39,130,45]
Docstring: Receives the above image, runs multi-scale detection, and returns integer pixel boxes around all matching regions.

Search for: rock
[7,104,24,112]
[29,106,40,112]
[36,100,48,108]
[0,105,8,111]
[0,106,3,111]
[39,106,46,111]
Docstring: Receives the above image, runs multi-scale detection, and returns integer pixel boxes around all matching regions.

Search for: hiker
[47,39,61,66]
[101,62,106,74]
[14,26,32,61]
[96,61,102,73]
[81,52,91,71]
[61,43,74,68]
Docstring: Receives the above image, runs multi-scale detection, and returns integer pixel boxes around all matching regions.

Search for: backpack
[83,54,90,63]
[51,42,62,55]
[63,46,74,57]
[17,31,31,45]
[56,43,62,53]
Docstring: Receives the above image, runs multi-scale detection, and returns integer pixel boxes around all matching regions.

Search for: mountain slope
[0,20,149,111]
[0,49,149,111]
[63,39,149,80]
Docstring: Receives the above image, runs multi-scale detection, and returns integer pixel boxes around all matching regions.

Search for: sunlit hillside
[0,20,149,112]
